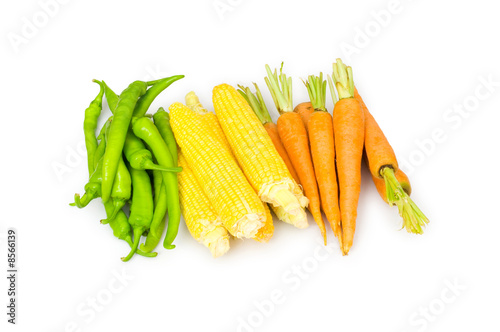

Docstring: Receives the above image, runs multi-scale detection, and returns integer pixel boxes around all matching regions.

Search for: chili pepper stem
[100,200,126,224]
[121,227,145,262]
[124,236,157,258]
[143,161,182,173]
[70,192,95,208]
[381,167,429,234]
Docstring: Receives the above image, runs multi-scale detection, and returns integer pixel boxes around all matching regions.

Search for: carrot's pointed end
[322,232,327,246]
[342,244,351,256]
[333,222,344,253]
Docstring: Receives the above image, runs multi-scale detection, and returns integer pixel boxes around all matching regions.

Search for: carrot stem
[381,167,429,234]
[237,84,272,124]
[331,59,354,99]
[327,75,339,105]
[304,73,328,111]
[264,63,293,113]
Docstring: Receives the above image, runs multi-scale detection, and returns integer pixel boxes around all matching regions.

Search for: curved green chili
[101,80,147,203]
[153,107,178,166]
[93,117,112,170]
[140,172,168,253]
[101,119,132,223]
[123,129,182,173]
[101,156,131,224]
[122,165,154,262]
[103,200,157,258]
[84,80,104,176]
[132,75,184,118]
[103,81,119,114]
[131,117,180,249]
[70,158,103,208]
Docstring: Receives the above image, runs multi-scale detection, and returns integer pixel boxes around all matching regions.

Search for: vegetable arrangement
[71,59,428,260]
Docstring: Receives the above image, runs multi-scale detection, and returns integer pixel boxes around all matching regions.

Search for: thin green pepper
[103,200,157,258]
[122,164,154,262]
[140,171,168,253]
[70,158,103,208]
[103,81,119,114]
[132,75,184,118]
[101,156,131,223]
[93,117,112,170]
[123,129,182,173]
[131,117,180,249]
[101,80,147,203]
[101,120,132,223]
[153,107,178,166]
[83,80,104,176]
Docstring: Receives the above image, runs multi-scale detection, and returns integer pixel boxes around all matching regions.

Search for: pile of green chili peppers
[70,75,184,261]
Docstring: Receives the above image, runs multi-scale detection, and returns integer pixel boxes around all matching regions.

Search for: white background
[1,0,500,331]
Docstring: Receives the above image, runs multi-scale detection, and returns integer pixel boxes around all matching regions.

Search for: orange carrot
[238,84,301,185]
[265,64,327,244]
[304,73,342,245]
[355,87,398,179]
[263,122,301,184]
[293,102,314,130]
[355,86,429,234]
[328,59,364,255]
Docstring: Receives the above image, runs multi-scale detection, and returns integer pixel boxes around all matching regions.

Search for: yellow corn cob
[178,152,229,257]
[213,84,308,215]
[253,203,274,243]
[185,91,233,155]
[170,102,265,238]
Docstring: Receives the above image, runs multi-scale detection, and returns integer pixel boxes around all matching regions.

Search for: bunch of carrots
[238,60,429,255]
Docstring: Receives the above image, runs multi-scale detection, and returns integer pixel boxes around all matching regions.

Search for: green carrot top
[237,83,273,125]
[328,58,354,101]
[303,73,329,111]
[264,63,293,114]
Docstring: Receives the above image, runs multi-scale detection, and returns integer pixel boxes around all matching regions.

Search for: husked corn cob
[185,91,233,155]
[212,84,308,215]
[253,203,274,243]
[178,152,229,257]
[170,102,265,238]
[192,91,307,231]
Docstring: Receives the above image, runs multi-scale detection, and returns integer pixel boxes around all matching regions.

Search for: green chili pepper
[83,80,104,176]
[100,119,132,223]
[122,164,154,262]
[93,117,112,170]
[70,158,103,208]
[103,81,119,114]
[153,107,178,166]
[132,75,184,118]
[101,156,131,224]
[123,129,182,173]
[103,200,157,258]
[101,80,147,203]
[140,172,168,253]
[131,117,180,249]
